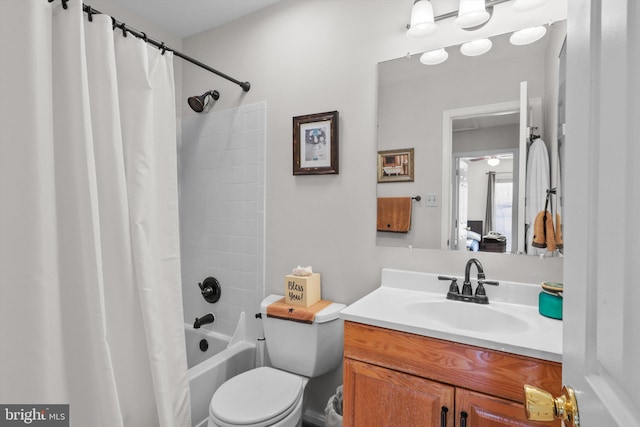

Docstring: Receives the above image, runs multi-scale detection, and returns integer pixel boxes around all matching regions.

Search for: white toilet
[207,294,345,427]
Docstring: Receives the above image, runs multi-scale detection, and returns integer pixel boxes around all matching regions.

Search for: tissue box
[285,273,321,307]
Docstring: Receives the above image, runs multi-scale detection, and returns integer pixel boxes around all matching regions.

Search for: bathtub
[383,165,403,175]
[186,315,255,427]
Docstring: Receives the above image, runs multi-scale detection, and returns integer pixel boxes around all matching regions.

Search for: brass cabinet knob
[524,384,580,426]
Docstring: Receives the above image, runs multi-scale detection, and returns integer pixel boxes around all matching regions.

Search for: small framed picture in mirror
[377,148,414,183]
[293,111,339,175]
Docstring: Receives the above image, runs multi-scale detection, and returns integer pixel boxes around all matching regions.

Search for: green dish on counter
[539,289,562,320]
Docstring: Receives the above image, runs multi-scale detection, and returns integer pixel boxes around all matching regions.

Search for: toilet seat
[209,367,304,427]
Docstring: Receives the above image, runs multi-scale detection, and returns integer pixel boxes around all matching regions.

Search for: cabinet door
[456,388,560,427]
[344,359,454,427]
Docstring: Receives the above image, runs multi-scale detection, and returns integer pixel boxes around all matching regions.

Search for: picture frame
[293,111,339,175]
[377,148,414,183]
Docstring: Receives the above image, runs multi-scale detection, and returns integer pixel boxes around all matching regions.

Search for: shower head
[188,90,220,113]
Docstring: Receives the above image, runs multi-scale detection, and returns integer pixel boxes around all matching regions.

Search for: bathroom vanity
[340,269,562,426]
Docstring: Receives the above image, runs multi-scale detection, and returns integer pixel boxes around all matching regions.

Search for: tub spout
[194,313,215,329]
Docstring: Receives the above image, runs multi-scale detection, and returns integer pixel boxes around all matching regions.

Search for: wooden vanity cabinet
[343,321,562,427]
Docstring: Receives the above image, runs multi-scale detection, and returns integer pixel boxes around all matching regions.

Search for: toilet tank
[260,294,346,377]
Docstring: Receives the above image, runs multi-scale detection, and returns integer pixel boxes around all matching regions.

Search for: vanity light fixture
[456,0,491,29]
[420,48,449,65]
[509,25,547,45]
[407,0,437,39]
[512,0,548,12]
[460,38,493,56]
[410,0,552,66]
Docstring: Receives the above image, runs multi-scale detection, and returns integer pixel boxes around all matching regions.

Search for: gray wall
[182,0,564,301]
[181,1,565,420]
[64,0,567,423]
[87,0,568,422]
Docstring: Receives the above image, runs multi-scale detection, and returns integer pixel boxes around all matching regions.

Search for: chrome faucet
[193,313,215,329]
[438,258,499,304]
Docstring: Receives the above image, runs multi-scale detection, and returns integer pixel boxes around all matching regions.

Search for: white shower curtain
[0,1,190,426]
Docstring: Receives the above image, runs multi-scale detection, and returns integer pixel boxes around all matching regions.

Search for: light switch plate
[425,193,438,207]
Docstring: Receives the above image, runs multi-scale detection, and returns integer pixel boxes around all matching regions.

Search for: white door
[563,0,640,425]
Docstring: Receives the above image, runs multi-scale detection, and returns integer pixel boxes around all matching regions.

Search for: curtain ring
[87,8,93,22]
[112,17,117,30]
[121,23,127,37]
[141,32,148,42]
[160,42,166,55]
[61,0,68,9]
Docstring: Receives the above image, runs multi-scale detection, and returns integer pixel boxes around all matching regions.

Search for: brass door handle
[524,384,580,426]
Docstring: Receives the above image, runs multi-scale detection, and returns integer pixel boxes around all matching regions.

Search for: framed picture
[293,111,339,175]
[377,148,414,183]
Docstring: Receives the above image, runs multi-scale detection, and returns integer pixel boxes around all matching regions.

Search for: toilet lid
[210,367,304,426]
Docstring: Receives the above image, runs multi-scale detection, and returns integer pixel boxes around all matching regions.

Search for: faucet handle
[438,276,460,294]
[479,280,499,286]
[475,279,499,299]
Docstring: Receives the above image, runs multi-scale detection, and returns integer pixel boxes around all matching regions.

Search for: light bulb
[456,0,490,29]
[407,0,437,39]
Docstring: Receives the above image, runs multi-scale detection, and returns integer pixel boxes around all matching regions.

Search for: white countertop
[340,268,563,363]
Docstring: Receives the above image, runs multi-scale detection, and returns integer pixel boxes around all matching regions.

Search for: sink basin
[405,300,530,334]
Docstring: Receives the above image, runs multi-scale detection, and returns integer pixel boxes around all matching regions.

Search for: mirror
[376,20,566,257]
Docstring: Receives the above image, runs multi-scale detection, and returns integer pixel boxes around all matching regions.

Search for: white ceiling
[105,1,566,41]
[110,0,286,39]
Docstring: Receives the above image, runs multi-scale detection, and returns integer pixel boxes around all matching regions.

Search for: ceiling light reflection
[460,38,493,56]
[419,48,449,65]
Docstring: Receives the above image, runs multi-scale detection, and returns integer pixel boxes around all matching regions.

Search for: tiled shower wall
[178,102,266,339]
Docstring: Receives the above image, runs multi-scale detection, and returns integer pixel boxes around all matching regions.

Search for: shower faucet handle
[198,281,213,296]
[197,277,221,303]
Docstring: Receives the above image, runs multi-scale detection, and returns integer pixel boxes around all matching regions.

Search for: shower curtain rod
[50,0,251,92]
